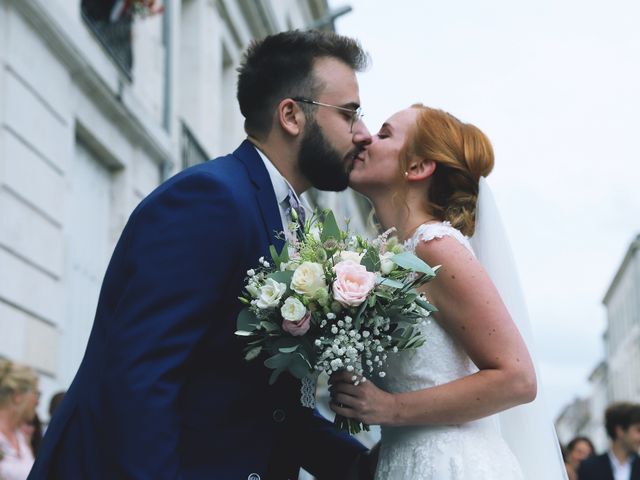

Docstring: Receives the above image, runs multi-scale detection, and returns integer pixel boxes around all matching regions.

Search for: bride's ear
[406,158,436,181]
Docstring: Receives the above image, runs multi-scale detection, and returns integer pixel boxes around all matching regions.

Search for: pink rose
[282,311,311,336]
[332,260,377,307]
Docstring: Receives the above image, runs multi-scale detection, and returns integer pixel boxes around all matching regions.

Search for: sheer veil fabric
[470,178,568,479]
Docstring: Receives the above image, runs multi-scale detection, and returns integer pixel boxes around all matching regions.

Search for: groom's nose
[352,120,372,147]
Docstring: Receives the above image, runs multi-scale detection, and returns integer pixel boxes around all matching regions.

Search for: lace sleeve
[406,221,475,256]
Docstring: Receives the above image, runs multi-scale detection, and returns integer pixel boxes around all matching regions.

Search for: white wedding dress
[373,222,525,480]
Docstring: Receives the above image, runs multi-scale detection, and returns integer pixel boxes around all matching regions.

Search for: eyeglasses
[292,97,363,132]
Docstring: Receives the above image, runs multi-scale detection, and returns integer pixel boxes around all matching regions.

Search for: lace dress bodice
[373,222,525,480]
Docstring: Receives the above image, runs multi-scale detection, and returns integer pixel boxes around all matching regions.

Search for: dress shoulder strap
[405,221,475,255]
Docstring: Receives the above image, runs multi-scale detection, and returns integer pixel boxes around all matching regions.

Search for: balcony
[81,0,133,78]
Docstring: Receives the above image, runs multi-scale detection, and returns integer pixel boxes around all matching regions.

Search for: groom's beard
[298,119,352,192]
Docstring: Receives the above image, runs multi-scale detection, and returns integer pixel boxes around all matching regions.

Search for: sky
[329,0,640,419]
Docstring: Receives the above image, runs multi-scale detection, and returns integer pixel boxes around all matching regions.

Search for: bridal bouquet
[235,210,438,433]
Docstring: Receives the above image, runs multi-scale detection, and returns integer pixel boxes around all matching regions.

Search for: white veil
[470,177,568,479]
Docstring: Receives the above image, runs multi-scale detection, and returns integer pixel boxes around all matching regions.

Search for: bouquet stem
[334,414,370,434]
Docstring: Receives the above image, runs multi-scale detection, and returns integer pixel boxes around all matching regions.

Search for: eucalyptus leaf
[321,210,341,242]
[267,270,294,291]
[279,345,299,353]
[235,330,253,336]
[244,346,262,361]
[269,245,281,268]
[361,248,381,272]
[260,321,280,332]
[289,353,312,379]
[269,368,285,385]
[376,276,405,289]
[273,337,300,350]
[391,252,436,276]
[416,298,438,313]
[280,243,290,263]
[264,353,291,370]
[353,300,368,330]
[237,308,258,331]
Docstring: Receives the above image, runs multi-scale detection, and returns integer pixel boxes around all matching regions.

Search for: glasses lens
[350,109,362,132]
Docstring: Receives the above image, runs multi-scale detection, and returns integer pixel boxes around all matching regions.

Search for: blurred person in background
[578,402,640,480]
[564,436,595,480]
[46,392,64,423]
[20,414,42,458]
[41,392,65,435]
[0,359,39,480]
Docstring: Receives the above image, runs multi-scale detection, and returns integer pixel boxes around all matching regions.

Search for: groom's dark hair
[237,29,368,139]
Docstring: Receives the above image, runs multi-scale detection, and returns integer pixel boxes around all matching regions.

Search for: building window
[81,0,133,77]
[181,121,209,170]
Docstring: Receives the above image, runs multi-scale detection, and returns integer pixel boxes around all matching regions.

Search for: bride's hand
[328,371,397,426]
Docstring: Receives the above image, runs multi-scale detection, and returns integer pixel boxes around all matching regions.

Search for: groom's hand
[328,372,397,426]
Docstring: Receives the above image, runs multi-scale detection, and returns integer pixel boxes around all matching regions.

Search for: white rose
[291,262,326,296]
[380,251,396,275]
[255,278,287,309]
[339,250,363,264]
[280,297,307,322]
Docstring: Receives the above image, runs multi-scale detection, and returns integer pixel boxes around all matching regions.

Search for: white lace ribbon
[300,371,319,408]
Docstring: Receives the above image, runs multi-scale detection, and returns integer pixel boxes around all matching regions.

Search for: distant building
[556,397,590,446]
[584,361,609,451]
[0,0,373,420]
[603,234,640,403]
[556,234,640,450]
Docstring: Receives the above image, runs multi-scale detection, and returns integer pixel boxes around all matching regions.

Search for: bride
[330,104,567,479]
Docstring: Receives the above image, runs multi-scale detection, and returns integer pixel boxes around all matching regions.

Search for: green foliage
[361,248,381,272]
[320,210,341,243]
[391,252,437,277]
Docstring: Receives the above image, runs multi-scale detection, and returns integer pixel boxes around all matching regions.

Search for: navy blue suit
[578,452,640,480]
[29,141,366,479]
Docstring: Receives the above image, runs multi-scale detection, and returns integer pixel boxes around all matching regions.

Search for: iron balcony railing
[81,0,133,78]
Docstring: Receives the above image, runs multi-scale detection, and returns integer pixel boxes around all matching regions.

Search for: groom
[29,30,372,480]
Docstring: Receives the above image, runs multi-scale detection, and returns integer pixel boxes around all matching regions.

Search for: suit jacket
[578,452,640,480]
[29,141,366,480]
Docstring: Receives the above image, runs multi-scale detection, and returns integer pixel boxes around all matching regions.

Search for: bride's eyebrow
[380,122,393,132]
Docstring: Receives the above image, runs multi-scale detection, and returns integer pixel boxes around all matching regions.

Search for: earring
[404,171,409,177]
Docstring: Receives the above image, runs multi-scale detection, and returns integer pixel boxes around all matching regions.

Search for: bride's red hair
[400,104,494,236]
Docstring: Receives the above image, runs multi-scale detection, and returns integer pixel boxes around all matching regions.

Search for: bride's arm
[330,235,537,426]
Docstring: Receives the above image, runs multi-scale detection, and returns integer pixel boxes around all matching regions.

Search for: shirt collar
[608,450,633,469]
[253,145,309,212]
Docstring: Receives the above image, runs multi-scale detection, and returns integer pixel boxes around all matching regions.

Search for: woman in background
[564,436,595,480]
[0,359,39,480]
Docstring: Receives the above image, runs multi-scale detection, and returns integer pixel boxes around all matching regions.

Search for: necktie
[286,190,306,226]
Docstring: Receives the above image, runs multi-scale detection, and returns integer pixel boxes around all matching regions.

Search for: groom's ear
[406,158,436,181]
[277,98,304,137]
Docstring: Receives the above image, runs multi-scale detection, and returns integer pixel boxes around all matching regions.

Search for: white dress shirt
[608,451,633,480]
[253,145,309,242]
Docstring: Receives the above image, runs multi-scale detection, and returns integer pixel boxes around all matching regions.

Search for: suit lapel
[602,453,616,480]
[631,454,640,480]
[233,140,285,253]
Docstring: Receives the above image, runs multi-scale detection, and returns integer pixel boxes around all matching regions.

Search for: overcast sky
[329,0,640,419]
